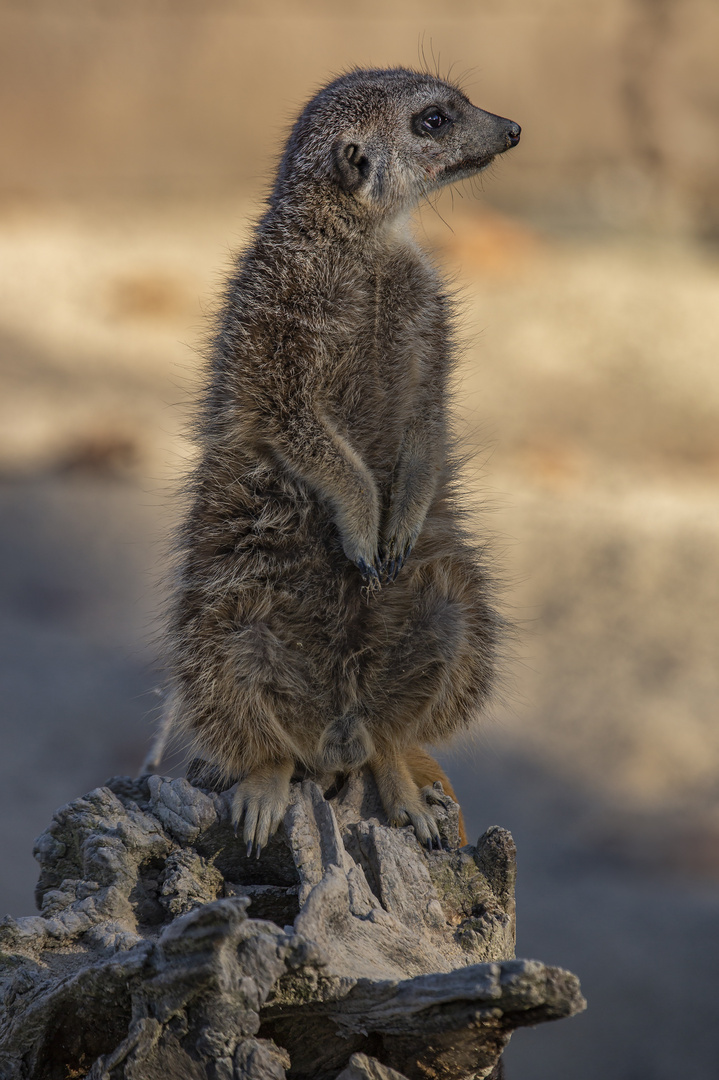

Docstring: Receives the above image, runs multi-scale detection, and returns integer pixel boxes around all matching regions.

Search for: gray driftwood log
[0,770,585,1079]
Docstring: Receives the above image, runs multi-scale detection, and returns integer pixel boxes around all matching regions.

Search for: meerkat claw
[410,807,442,850]
[419,783,452,809]
[232,763,293,860]
[395,543,412,579]
[378,541,401,583]
[391,802,442,849]
[357,557,381,586]
[381,540,411,583]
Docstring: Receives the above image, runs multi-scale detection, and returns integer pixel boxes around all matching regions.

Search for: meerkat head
[272,68,520,221]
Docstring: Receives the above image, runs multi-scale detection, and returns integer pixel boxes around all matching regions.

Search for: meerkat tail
[139,688,179,776]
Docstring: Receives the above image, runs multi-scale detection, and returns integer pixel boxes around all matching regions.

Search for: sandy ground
[1,198,718,1078]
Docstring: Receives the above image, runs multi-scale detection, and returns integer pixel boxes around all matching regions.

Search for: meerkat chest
[332,250,444,409]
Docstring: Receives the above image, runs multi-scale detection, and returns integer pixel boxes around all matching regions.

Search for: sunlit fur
[165,68,519,848]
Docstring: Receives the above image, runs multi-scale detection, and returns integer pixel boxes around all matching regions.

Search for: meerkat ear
[333,136,371,192]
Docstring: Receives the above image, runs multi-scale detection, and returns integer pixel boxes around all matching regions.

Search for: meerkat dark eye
[413,107,453,137]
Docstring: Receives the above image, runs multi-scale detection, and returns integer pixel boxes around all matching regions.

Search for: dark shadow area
[0,475,167,916]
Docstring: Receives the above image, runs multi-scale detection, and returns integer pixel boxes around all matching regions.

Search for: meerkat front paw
[231,760,294,858]
[379,514,421,582]
[355,555,382,588]
[336,499,382,589]
[378,536,414,583]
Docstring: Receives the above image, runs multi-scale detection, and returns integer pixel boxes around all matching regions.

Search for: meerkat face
[274,69,520,219]
[404,93,521,196]
[331,72,520,214]
[334,90,520,213]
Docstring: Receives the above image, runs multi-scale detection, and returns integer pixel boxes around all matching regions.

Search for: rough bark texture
[0,770,585,1079]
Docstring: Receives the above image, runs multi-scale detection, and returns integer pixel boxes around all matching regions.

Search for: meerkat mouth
[443,156,496,180]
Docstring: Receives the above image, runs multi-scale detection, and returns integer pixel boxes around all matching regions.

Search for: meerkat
[156,67,519,855]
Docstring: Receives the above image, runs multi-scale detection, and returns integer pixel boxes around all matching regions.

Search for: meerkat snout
[506,122,521,147]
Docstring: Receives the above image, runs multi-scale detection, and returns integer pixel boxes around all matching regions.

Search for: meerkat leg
[232,759,295,858]
[370,744,443,850]
[360,557,495,847]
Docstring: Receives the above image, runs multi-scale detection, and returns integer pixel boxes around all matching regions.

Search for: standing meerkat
[158,67,520,855]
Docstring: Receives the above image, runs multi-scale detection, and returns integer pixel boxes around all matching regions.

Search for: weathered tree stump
[0,769,585,1079]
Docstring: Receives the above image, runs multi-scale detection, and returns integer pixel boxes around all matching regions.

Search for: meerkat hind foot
[371,759,444,850]
[231,761,294,858]
[392,795,444,851]
[419,783,453,808]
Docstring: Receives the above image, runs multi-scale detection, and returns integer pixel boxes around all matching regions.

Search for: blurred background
[1,1,718,1076]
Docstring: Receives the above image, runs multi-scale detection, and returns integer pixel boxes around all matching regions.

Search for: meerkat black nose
[506,122,521,148]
